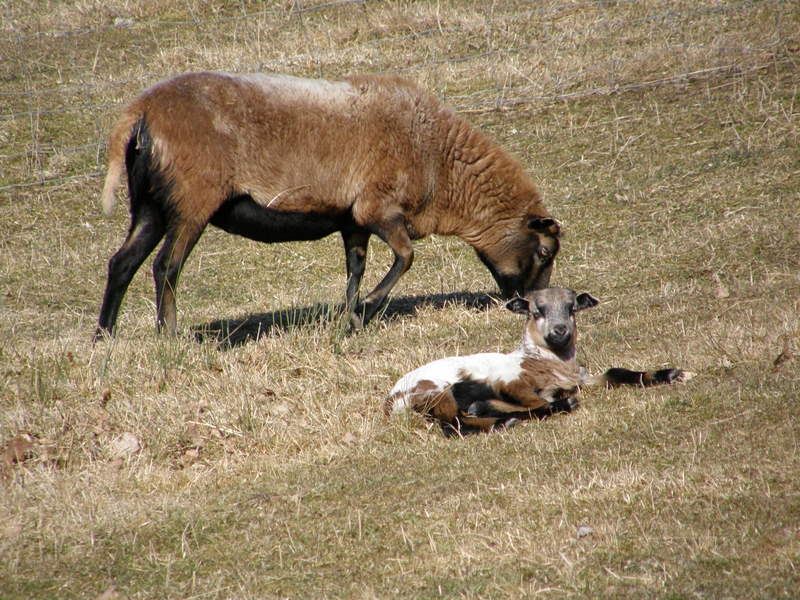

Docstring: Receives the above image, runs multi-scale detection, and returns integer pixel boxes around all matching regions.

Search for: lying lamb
[385,287,693,435]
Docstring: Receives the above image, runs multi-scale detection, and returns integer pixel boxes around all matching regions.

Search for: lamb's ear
[575,293,600,312]
[505,297,531,315]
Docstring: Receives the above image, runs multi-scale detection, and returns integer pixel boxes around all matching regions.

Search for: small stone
[577,525,595,539]
[111,432,140,458]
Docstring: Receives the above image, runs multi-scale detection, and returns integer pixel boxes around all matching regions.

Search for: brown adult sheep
[97,72,560,337]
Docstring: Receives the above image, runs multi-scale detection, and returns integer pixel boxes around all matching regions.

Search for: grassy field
[2,1,799,598]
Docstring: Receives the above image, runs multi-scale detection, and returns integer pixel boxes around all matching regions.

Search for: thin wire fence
[1,0,797,192]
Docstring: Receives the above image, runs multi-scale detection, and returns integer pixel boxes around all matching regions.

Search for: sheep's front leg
[353,212,414,329]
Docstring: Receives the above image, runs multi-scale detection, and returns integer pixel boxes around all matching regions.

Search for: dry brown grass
[1,1,799,598]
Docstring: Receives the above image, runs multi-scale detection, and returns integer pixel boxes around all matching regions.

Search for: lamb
[385,287,693,435]
[96,72,561,338]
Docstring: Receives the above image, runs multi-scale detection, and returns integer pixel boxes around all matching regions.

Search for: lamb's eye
[538,247,550,258]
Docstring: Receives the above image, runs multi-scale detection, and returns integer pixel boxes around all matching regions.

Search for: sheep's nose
[552,324,568,338]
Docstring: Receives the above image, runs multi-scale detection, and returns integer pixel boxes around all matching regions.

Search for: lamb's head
[505,287,599,361]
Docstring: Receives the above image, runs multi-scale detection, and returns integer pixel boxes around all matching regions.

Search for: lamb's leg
[588,368,695,387]
[442,415,501,436]
[467,398,525,417]
[402,386,505,436]
[467,396,580,420]
[495,381,554,411]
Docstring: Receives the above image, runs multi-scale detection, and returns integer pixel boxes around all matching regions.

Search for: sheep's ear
[505,297,531,315]
[575,293,600,312]
[526,217,558,234]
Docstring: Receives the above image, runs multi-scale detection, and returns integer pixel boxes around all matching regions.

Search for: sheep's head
[476,217,561,299]
[505,287,599,360]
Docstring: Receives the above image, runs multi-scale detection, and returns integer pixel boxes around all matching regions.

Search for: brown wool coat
[98,73,560,336]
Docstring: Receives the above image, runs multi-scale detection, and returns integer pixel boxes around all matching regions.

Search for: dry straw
[1,1,798,598]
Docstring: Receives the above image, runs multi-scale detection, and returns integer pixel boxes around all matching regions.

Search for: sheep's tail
[101,109,143,216]
[583,367,695,388]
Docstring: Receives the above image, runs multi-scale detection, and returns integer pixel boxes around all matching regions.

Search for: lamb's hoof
[493,418,519,432]
[674,370,695,383]
[550,397,580,414]
[655,369,696,384]
[441,421,463,438]
[467,401,489,417]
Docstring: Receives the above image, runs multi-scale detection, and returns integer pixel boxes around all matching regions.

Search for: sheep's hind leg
[410,387,501,436]
[96,205,166,339]
[152,222,205,335]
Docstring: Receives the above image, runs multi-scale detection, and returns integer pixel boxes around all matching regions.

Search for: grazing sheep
[385,288,693,435]
[97,72,561,338]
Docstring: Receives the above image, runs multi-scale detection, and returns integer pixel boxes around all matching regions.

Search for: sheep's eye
[538,247,550,258]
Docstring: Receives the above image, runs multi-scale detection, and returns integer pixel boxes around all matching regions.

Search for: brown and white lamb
[385,288,693,435]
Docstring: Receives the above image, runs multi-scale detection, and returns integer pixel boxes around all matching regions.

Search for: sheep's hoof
[93,327,113,343]
[347,313,363,333]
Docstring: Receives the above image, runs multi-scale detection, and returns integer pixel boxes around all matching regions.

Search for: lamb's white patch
[517,334,566,361]
[389,353,524,415]
[388,395,408,413]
